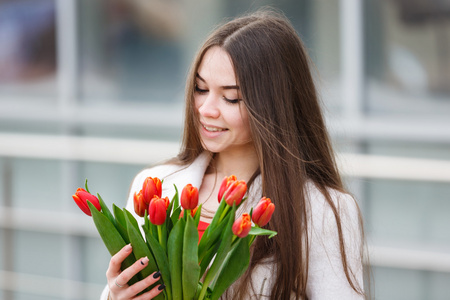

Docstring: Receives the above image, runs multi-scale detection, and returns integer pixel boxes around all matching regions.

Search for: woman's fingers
[114,256,150,290]
[106,244,133,278]
[106,244,165,299]
[128,271,164,298]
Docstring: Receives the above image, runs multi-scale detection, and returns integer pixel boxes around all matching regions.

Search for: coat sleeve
[306,189,365,299]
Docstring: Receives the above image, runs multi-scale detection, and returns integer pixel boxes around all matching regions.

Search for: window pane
[13,230,63,278]
[364,0,450,117]
[77,0,186,103]
[367,140,450,160]
[75,162,143,209]
[365,179,450,245]
[373,267,450,300]
[0,0,57,99]
[11,158,62,211]
[82,236,110,285]
[77,0,342,112]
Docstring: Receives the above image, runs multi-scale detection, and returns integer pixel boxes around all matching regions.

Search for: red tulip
[223,180,247,206]
[149,196,168,225]
[217,175,237,202]
[232,213,251,238]
[142,177,162,204]
[180,184,199,210]
[133,190,147,217]
[252,197,275,227]
[72,188,101,216]
[162,196,170,209]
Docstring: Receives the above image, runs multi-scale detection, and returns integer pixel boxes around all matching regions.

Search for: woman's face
[194,46,253,155]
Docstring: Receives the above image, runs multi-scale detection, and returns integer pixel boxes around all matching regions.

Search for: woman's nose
[198,94,220,119]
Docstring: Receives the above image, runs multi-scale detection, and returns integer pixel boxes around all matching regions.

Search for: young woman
[101,9,367,300]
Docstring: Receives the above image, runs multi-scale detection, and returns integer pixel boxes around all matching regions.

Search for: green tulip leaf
[123,208,141,234]
[124,210,158,280]
[199,241,220,279]
[113,204,127,229]
[183,215,200,300]
[210,235,251,300]
[84,179,91,194]
[168,217,185,300]
[194,204,202,227]
[145,229,172,300]
[172,184,179,210]
[170,206,182,228]
[198,214,229,263]
[198,205,236,300]
[88,201,140,285]
[110,204,129,244]
[153,223,160,241]
[97,194,114,224]
[205,200,227,236]
[249,227,278,238]
[143,210,150,232]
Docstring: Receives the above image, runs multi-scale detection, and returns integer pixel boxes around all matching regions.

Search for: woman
[102,9,367,300]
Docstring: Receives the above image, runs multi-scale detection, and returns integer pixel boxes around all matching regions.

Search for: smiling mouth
[202,124,227,132]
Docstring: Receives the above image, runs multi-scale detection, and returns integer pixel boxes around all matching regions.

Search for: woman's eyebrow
[196,73,240,90]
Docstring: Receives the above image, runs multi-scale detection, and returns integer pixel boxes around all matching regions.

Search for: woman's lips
[200,123,228,137]
[202,124,226,132]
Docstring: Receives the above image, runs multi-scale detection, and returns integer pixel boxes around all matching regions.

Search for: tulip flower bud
[181,184,199,210]
[223,180,247,206]
[149,196,167,225]
[217,175,237,203]
[252,197,275,227]
[142,177,162,205]
[133,190,147,217]
[232,213,251,238]
[72,188,101,216]
[162,196,170,209]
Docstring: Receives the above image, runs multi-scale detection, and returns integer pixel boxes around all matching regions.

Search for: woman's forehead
[197,47,237,87]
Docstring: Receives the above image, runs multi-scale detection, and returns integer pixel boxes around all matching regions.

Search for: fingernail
[158,284,165,291]
[124,244,132,251]
[140,257,149,266]
[153,271,161,279]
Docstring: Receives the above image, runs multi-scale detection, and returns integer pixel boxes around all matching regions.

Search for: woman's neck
[209,148,259,182]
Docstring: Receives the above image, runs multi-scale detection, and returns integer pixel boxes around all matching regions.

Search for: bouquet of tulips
[72,175,276,300]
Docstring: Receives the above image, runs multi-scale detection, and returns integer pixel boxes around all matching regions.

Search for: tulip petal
[73,195,91,216]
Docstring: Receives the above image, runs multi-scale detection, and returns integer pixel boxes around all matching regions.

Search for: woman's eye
[195,85,208,94]
[223,97,240,104]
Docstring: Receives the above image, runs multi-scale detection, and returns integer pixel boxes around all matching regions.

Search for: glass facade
[1,0,450,299]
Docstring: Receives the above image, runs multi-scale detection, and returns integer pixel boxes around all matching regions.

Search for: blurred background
[0,0,450,299]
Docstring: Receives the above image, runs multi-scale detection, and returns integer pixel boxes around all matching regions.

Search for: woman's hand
[106,244,165,300]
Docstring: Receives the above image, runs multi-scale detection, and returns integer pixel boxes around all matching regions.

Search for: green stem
[249,235,256,247]
[157,226,166,252]
[218,205,230,223]
[231,235,238,247]
[198,275,213,300]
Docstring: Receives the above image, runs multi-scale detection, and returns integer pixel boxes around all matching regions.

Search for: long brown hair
[174,9,365,299]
